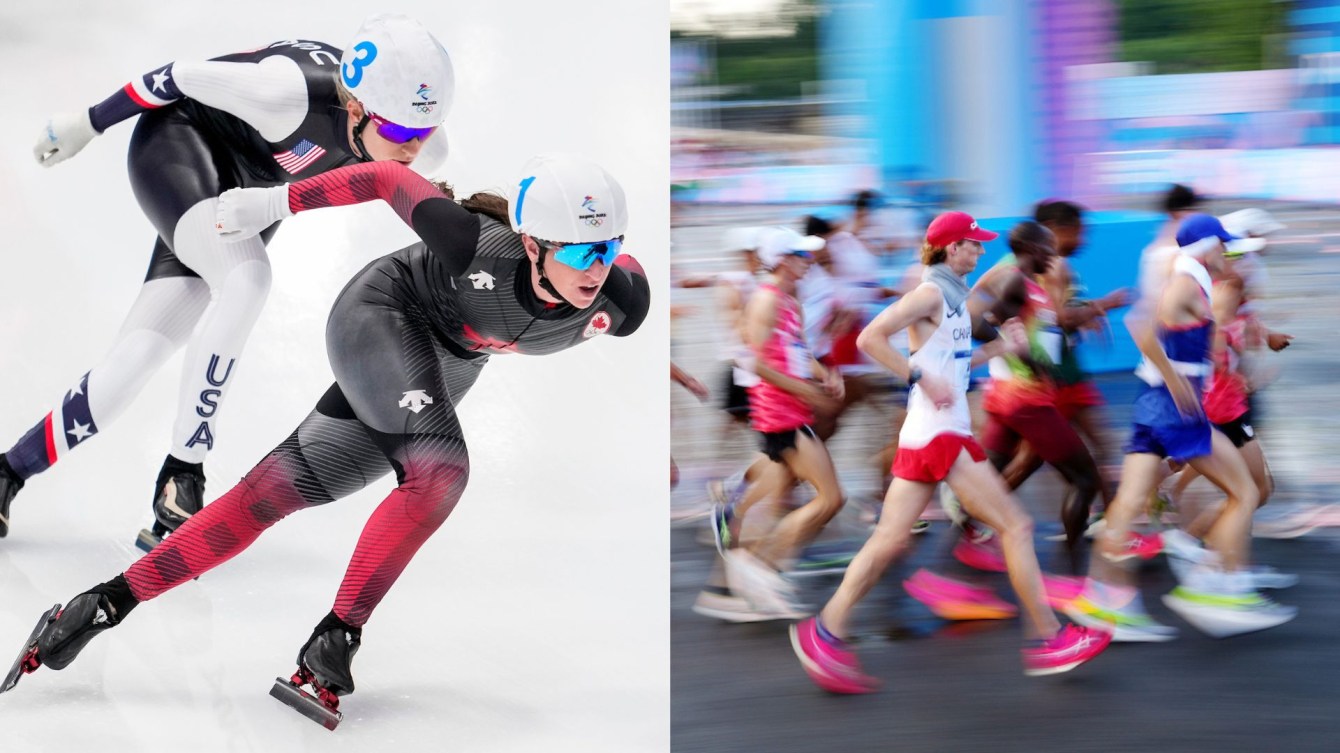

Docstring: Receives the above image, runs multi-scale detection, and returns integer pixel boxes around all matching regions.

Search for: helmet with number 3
[341,14,454,129]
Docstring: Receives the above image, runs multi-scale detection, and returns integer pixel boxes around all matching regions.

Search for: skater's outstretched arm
[35,50,317,166]
[215,161,481,276]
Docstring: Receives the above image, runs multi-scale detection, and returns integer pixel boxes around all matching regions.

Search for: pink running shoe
[904,569,1017,620]
[789,618,879,694]
[1041,574,1085,610]
[952,529,1007,572]
[1103,531,1164,564]
[1022,624,1112,677]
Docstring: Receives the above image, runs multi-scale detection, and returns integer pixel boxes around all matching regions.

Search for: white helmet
[722,226,766,253]
[341,14,454,129]
[756,227,824,270]
[508,154,628,244]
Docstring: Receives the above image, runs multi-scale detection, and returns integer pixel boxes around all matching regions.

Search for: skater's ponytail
[460,192,510,227]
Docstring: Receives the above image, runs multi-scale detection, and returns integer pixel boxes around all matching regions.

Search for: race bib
[1038,326,1063,365]
[787,340,812,378]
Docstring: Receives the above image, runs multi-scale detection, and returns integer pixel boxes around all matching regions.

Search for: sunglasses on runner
[367,112,437,144]
[537,236,624,271]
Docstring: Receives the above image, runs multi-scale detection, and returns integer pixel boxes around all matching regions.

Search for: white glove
[215,184,294,240]
[33,111,99,167]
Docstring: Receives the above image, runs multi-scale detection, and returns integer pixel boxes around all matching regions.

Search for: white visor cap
[1220,208,1285,255]
[756,227,825,270]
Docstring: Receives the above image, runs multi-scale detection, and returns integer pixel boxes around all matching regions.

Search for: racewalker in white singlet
[789,211,1111,693]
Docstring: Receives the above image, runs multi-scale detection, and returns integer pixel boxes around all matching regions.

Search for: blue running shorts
[1124,384,1213,462]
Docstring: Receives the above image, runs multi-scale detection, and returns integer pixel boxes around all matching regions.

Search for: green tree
[1118,0,1289,73]
[672,0,821,101]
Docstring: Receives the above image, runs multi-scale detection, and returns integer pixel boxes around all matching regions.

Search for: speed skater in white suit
[0,14,454,549]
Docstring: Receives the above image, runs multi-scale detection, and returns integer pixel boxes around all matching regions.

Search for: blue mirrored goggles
[538,236,624,271]
[367,112,437,144]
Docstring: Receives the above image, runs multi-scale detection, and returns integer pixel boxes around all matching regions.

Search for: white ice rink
[0,2,669,751]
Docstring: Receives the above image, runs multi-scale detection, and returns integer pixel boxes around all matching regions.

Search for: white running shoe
[723,549,808,620]
[1243,565,1299,590]
[1083,514,1107,540]
[1160,528,1215,564]
[1162,587,1297,638]
[1063,594,1179,642]
[938,484,966,527]
[691,587,773,623]
[1062,580,1178,642]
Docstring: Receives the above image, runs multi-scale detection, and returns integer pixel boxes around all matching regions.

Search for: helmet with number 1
[341,14,455,129]
[508,154,629,245]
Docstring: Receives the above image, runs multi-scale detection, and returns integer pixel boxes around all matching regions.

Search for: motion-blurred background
[669,3,1340,751]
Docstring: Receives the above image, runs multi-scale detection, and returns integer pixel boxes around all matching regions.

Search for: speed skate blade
[135,528,162,554]
[1,603,61,695]
[270,678,342,730]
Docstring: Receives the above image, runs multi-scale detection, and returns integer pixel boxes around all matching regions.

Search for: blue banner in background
[970,211,1162,375]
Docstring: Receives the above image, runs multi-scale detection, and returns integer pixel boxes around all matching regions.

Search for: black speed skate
[0,453,25,539]
[136,455,205,553]
[1,580,136,694]
[270,612,362,730]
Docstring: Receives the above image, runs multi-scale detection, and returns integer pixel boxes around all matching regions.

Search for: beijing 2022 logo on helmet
[579,195,606,227]
[413,83,437,114]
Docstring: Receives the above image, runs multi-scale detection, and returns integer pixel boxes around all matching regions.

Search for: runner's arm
[1043,257,1127,331]
[1132,274,1200,413]
[970,319,1026,369]
[745,290,827,402]
[856,283,938,382]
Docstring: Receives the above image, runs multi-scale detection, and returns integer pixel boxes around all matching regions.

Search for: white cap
[722,226,765,253]
[1220,208,1285,254]
[342,14,454,129]
[756,227,825,270]
[508,154,628,244]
